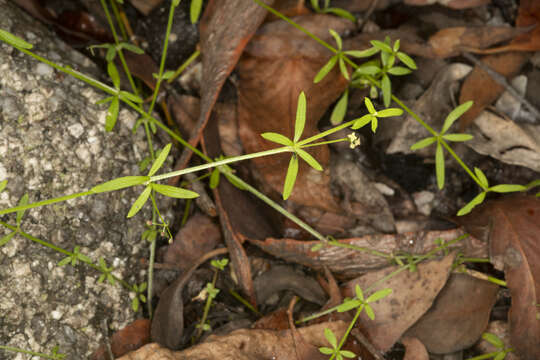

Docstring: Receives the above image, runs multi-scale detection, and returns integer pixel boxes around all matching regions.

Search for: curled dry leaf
[466,111,540,172]
[456,196,540,359]
[121,321,349,360]
[249,228,485,278]
[91,319,151,360]
[404,273,498,354]
[341,252,457,351]
[401,336,429,360]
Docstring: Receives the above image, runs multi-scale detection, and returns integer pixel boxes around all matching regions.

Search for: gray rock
[0,1,157,358]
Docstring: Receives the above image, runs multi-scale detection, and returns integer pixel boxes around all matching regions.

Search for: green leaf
[482,333,504,348]
[120,42,144,54]
[377,108,403,117]
[387,54,396,68]
[442,133,473,142]
[345,47,379,58]
[172,0,181,7]
[283,155,299,200]
[330,89,348,125]
[338,56,349,80]
[435,143,445,189]
[209,168,220,189]
[371,40,393,53]
[296,149,322,171]
[95,96,113,106]
[319,347,334,355]
[411,137,436,150]
[351,114,373,130]
[364,304,375,320]
[0,180,7,193]
[148,143,172,176]
[490,184,527,193]
[329,29,342,50]
[393,39,400,52]
[474,167,489,188]
[132,296,140,311]
[294,91,307,143]
[151,183,199,199]
[442,101,473,134]
[105,46,116,62]
[91,176,149,193]
[525,179,540,190]
[325,8,356,22]
[107,62,120,89]
[190,0,203,23]
[16,193,29,226]
[261,132,293,146]
[314,55,338,83]
[310,0,320,11]
[364,97,375,114]
[355,285,365,301]
[354,65,381,75]
[366,288,392,303]
[337,299,361,312]
[57,254,72,267]
[457,191,486,216]
[119,91,143,103]
[397,51,417,69]
[493,351,506,360]
[381,74,391,107]
[371,117,378,133]
[0,29,33,49]
[224,173,247,191]
[387,66,411,76]
[0,231,16,247]
[127,186,152,218]
[341,350,356,358]
[324,327,338,348]
[105,96,119,132]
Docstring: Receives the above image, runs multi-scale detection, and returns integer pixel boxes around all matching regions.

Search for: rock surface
[0,1,154,358]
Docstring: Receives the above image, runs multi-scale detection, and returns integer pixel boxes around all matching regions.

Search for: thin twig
[462,52,540,121]
[358,0,380,30]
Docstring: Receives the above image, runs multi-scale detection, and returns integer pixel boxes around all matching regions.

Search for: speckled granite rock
[0,1,157,358]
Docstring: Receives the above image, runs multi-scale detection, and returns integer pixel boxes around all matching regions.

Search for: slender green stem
[0,190,93,216]
[149,147,292,182]
[229,289,262,316]
[327,239,392,259]
[301,138,349,148]
[297,121,354,146]
[109,0,128,41]
[330,305,363,360]
[440,139,484,189]
[100,0,138,94]
[148,0,179,115]
[195,270,219,340]
[0,346,63,360]
[0,221,134,290]
[169,49,200,83]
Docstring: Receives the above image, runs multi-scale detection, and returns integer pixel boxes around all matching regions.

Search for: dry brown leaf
[249,228,485,278]
[237,14,354,212]
[404,273,498,354]
[404,0,489,9]
[163,213,222,271]
[341,252,457,351]
[401,337,429,360]
[121,321,349,360]
[428,26,530,59]
[457,196,540,359]
[91,319,151,360]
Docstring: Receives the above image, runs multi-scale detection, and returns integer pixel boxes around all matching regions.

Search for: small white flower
[347,132,361,149]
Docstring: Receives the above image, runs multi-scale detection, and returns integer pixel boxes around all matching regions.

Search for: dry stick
[462,52,540,121]
[358,0,380,30]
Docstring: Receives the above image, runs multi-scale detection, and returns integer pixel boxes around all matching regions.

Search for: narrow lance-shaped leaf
[190,0,203,24]
[387,67,411,76]
[457,191,486,216]
[261,132,294,146]
[345,47,378,58]
[294,92,307,143]
[397,51,417,69]
[324,328,338,349]
[371,40,393,53]
[371,117,378,133]
[354,64,380,75]
[91,176,149,193]
[148,143,172,176]
[107,61,120,89]
[377,108,403,117]
[296,148,322,171]
[328,29,342,50]
[16,193,29,227]
[381,74,391,107]
[364,304,375,320]
[489,184,527,193]
[127,185,152,218]
[411,136,436,150]
[364,97,375,114]
[0,231,16,247]
[119,91,143,103]
[120,42,144,54]
[209,168,220,189]
[442,133,473,142]
[330,89,348,125]
[151,183,199,199]
[0,180,7,193]
[351,114,373,130]
[283,155,299,200]
[441,101,473,134]
[435,142,445,189]
[366,288,392,303]
[0,29,33,49]
[338,56,349,80]
[105,96,119,132]
[325,7,356,22]
[314,55,338,84]
[474,167,489,189]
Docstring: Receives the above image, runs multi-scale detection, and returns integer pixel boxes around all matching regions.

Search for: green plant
[194,258,229,340]
[466,333,514,360]
[310,0,355,22]
[0,345,66,360]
